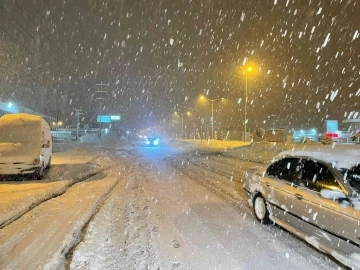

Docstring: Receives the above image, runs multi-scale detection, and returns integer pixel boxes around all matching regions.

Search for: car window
[342,165,360,193]
[266,158,302,183]
[301,160,341,193]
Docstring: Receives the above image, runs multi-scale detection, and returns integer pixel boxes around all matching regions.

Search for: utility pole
[199,97,223,140]
[75,109,82,140]
[244,73,248,142]
[175,104,202,141]
[243,65,254,142]
[271,114,278,131]
[95,83,108,141]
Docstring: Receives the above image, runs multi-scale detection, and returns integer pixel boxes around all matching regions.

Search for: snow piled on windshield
[275,144,360,170]
[0,114,42,143]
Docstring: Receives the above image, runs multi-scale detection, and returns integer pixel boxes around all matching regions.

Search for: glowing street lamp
[199,95,224,140]
[243,64,255,142]
[52,121,63,130]
[181,111,191,139]
[174,110,191,139]
[174,105,202,140]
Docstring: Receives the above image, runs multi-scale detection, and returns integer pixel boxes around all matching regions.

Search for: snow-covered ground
[0,175,119,269]
[172,139,300,164]
[70,142,340,269]
[0,140,345,269]
[0,146,113,228]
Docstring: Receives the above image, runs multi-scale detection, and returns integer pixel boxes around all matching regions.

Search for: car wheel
[46,156,51,169]
[253,194,270,224]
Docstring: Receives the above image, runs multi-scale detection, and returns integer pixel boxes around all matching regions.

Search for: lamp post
[178,111,191,139]
[95,83,108,141]
[244,66,253,142]
[175,105,202,140]
[75,109,83,140]
[199,96,223,140]
[271,114,278,131]
[181,113,184,138]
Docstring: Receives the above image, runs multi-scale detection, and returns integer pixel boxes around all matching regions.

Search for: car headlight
[154,140,159,145]
[146,140,150,145]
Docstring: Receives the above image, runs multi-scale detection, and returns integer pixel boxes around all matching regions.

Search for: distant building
[292,129,318,142]
[342,119,360,134]
[0,101,48,120]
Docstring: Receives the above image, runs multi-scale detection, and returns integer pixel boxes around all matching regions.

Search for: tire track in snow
[0,170,106,229]
[69,160,157,270]
[122,173,156,269]
[168,157,251,217]
[167,154,258,206]
[0,175,120,270]
[64,173,122,269]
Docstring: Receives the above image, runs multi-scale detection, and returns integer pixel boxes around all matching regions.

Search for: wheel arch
[250,190,263,206]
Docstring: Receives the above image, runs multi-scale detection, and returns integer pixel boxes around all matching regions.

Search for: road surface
[0,141,342,269]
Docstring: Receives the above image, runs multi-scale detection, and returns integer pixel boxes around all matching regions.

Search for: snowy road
[0,141,343,269]
[71,142,341,269]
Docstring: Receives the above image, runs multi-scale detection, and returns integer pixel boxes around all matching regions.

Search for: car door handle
[265,182,270,187]
[295,194,303,200]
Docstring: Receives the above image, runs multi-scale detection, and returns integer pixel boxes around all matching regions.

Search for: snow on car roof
[275,144,360,170]
[0,114,43,147]
[0,113,41,126]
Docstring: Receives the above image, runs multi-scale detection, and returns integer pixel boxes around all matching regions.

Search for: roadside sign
[97,115,111,123]
[326,120,338,132]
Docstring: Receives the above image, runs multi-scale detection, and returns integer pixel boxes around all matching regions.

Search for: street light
[95,83,108,141]
[199,95,224,140]
[174,105,203,141]
[243,65,255,142]
[175,111,191,139]
[52,121,63,130]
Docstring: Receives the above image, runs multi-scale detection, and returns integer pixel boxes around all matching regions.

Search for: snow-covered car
[244,145,360,269]
[0,114,52,179]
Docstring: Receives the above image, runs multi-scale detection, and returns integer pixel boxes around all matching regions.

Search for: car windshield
[0,122,40,144]
[340,165,360,194]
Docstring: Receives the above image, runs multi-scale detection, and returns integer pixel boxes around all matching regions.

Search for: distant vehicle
[351,132,360,144]
[145,137,160,146]
[318,135,333,145]
[244,146,360,269]
[0,114,52,179]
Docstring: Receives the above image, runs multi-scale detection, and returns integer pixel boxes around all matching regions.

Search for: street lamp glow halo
[197,94,226,140]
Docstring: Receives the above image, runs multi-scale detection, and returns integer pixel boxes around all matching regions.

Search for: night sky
[0,0,359,132]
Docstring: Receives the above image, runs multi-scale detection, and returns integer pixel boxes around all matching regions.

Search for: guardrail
[51,130,73,141]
